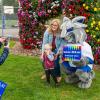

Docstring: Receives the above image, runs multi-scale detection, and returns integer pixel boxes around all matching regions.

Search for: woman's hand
[4,42,9,49]
[46,50,51,56]
[54,54,58,60]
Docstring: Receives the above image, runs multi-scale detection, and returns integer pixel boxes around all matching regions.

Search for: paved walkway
[0,28,19,38]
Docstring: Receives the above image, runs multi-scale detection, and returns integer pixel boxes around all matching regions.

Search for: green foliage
[31,0,38,11]
[9,40,16,48]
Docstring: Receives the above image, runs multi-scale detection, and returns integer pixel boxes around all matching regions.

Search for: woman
[41,19,62,82]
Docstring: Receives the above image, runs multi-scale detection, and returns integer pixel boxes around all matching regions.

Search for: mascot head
[60,16,87,44]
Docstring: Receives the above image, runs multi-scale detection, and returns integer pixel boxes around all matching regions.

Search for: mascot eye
[65,33,72,40]
[65,32,75,43]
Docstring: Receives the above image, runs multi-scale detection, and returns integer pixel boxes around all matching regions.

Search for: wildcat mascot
[59,16,95,88]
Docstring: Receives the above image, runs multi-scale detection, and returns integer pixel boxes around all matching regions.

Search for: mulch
[93,65,100,70]
[10,41,41,56]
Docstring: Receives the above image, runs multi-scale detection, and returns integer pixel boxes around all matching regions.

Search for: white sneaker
[41,74,46,80]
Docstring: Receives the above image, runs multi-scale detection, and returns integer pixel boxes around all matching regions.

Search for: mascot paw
[78,79,92,89]
[89,70,95,79]
[72,61,83,67]
[65,75,79,84]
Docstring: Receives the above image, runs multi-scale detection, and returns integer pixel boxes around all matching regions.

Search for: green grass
[9,40,16,48]
[0,54,100,100]
[0,40,16,54]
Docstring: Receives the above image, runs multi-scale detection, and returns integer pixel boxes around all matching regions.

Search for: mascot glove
[72,56,88,67]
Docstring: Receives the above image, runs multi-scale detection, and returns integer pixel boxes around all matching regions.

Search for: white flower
[42,0,45,3]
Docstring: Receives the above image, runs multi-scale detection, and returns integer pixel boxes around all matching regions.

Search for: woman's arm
[57,38,64,55]
[42,30,49,53]
[41,30,49,59]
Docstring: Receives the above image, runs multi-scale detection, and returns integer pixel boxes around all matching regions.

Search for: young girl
[43,44,59,86]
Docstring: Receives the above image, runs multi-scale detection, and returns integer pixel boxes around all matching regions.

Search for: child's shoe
[45,82,51,87]
[57,77,62,83]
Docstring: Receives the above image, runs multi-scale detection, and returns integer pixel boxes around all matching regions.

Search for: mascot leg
[60,63,79,84]
[65,73,79,84]
[75,69,95,88]
[60,63,71,75]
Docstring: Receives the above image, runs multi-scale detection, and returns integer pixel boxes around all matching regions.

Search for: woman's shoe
[41,74,46,80]
[57,77,62,83]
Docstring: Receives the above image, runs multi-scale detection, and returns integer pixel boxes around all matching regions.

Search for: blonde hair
[47,19,61,34]
[44,44,52,50]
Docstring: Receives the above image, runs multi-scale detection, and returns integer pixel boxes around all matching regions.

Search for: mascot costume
[59,16,95,89]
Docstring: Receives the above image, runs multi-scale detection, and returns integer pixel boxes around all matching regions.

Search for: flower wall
[17,0,100,64]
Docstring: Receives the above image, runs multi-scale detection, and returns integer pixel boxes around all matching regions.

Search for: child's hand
[4,42,9,49]
[46,50,51,56]
[54,54,58,60]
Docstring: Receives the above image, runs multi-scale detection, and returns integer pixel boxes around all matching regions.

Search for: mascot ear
[72,16,86,23]
[61,16,72,30]
[74,23,87,28]
[60,17,71,38]
[72,16,87,28]
[63,17,70,23]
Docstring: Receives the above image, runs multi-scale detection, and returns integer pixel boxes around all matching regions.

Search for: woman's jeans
[54,55,61,77]
[53,49,61,77]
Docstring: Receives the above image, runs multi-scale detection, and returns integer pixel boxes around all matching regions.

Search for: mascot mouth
[64,32,76,43]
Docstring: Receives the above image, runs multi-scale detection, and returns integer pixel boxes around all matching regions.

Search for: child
[43,44,58,86]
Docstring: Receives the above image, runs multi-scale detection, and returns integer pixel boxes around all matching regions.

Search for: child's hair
[44,44,52,50]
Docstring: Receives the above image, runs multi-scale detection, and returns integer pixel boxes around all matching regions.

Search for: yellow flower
[95,27,99,30]
[98,39,100,42]
[98,21,100,26]
[92,18,94,20]
[93,35,96,38]
[91,23,93,26]
[83,4,86,7]
[93,21,96,24]
[85,6,89,10]
[94,7,97,11]
[86,30,89,32]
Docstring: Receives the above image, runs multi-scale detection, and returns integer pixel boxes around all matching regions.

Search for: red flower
[77,0,80,2]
